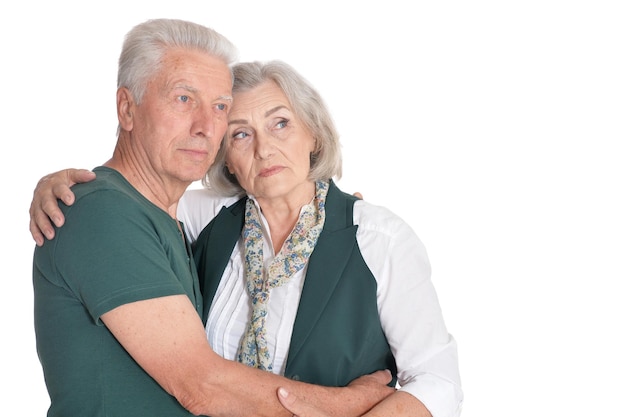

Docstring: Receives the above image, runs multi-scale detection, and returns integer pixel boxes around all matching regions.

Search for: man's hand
[279,370,395,417]
[29,168,96,246]
[278,387,332,417]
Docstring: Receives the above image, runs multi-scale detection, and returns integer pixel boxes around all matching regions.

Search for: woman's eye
[233,131,249,140]
[276,120,288,129]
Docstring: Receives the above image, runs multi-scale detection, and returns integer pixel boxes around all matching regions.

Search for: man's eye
[178,95,190,103]
[216,103,226,111]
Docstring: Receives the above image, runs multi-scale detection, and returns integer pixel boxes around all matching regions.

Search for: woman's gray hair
[117,18,238,105]
[203,60,343,196]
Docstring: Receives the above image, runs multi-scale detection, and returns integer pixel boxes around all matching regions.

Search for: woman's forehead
[230,81,291,117]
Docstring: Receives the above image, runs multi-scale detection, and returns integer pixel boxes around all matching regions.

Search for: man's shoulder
[66,170,169,229]
[71,168,149,208]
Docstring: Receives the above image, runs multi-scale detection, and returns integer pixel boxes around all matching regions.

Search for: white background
[2,1,624,415]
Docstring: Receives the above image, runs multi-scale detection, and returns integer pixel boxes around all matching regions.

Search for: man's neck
[104,157,188,219]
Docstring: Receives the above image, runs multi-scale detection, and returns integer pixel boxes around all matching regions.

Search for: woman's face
[224,81,316,203]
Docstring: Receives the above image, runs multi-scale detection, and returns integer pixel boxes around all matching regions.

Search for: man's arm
[29,168,95,246]
[102,294,394,417]
[277,388,433,417]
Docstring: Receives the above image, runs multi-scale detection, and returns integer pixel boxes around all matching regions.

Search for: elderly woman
[29,61,463,417]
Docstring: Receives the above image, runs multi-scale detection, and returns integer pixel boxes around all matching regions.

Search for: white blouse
[178,188,463,417]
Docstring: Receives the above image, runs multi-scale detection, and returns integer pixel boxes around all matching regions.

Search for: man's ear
[117,87,135,131]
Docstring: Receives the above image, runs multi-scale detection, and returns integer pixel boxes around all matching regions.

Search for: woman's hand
[30,168,96,246]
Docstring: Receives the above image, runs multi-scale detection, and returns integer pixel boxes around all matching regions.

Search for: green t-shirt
[33,167,203,417]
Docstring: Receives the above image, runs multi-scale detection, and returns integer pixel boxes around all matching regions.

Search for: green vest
[193,181,397,387]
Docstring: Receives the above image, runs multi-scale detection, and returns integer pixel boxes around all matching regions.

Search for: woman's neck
[256,182,316,254]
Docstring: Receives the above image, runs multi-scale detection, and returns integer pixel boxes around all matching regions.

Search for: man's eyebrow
[172,84,196,92]
[171,84,233,102]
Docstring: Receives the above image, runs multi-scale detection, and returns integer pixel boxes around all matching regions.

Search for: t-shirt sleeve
[53,190,188,324]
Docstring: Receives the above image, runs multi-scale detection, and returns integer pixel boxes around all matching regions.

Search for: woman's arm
[28,168,236,246]
[29,168,95,245]
[354,201,463,417]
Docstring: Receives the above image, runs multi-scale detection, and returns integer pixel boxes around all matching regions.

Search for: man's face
[128,48,233,187]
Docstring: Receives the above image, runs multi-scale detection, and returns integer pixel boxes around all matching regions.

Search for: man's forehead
[152,51,232,94]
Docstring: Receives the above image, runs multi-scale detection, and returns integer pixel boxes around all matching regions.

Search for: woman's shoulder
[180,188,238,207]
[352,199,412,233]
[178,188,240,242]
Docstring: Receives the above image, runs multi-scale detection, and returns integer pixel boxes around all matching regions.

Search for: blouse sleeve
[353,200,464,417]
[177,189,238,243]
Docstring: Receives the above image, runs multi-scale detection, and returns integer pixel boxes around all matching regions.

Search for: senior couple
[30,18,463,417]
